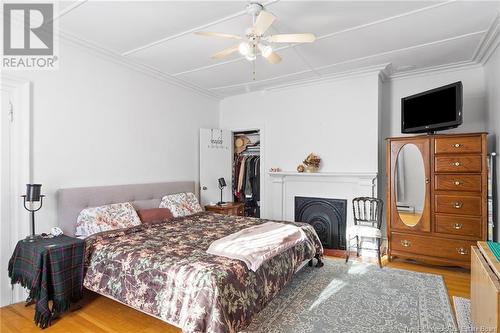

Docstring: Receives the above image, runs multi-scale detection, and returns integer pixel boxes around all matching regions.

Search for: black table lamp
[217,178,226,206]
[22,184,44,242]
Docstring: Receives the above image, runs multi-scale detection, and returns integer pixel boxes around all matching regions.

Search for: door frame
[229,126,266,218]
[1,74,32,304]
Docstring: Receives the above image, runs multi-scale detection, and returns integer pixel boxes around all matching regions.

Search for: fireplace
[294,196,347,250]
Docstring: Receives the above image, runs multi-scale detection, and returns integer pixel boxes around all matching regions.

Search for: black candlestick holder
[22,194,44,242]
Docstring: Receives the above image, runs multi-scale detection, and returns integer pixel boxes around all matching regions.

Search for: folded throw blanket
[206,221,307,271]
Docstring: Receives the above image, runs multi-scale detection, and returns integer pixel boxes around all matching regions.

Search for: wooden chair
[345,197,384,268]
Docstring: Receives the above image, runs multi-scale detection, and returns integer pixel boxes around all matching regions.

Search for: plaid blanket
[8,235,85,328]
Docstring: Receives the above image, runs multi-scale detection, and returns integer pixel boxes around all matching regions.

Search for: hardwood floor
[0,292,180,333]
[0,256,470,333]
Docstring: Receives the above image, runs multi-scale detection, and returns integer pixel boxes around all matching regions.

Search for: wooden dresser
[386,133,487,268]
[204,202,244,216]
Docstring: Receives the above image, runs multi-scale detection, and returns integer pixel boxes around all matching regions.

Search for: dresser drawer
[391,233,474,261]
[435,214,482,238]
[434,174,482,192]
[435,136,482,154]
[435,194,482,216]
[435,155,482,173]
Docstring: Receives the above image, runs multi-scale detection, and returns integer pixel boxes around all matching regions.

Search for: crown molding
[267,64,390,92]
[215,58,485,98]
[388,61,483,81]
[473,12,500,65]
[58,31,222,100]
[214,64,388,97]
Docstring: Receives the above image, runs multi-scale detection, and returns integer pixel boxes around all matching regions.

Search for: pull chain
[252,44,256,81]
[252,11,257,81]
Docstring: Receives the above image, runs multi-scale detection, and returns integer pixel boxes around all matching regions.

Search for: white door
[199,128,232,206]
[0,91,12,306]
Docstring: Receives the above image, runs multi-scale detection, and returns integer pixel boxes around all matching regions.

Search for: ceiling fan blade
[265,52,282,64]
[195,31,242,40]
[266,33,316,43]
[212,45,239,59]
[253,10,276,35]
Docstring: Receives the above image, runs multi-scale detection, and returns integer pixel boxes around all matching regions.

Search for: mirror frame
[395,143,426,227]
[389,137,431,233]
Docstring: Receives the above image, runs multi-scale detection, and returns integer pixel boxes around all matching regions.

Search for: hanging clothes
[252,157,260,202]
[232,132,260,217]
[235,156,247,200]
[244,157,254,198]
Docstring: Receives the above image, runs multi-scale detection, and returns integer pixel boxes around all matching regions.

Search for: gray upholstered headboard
[57,181,195,236]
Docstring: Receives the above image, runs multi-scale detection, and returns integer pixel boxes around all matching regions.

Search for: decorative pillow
[136,208,174,224]
[75,202,141,238]
[159,192,202,217]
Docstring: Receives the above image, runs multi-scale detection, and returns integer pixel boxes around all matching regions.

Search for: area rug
[244,258,457,333]
[453,296,473,333]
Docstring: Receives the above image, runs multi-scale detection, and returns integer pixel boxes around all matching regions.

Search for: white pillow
[75,202,141,238]
[159,192,202,217]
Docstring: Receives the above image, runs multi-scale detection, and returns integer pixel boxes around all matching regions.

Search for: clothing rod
[234,130,259,135]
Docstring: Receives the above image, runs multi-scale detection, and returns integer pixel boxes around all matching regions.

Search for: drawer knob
[453,202,463,209]
[454,181,461,186]
[400,240,412,247]
[450,162,461,167]
[452,223,463,230]
[453,143,462,148]
[457,247,468,255]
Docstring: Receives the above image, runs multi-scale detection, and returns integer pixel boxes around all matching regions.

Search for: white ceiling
[57,1,500,98]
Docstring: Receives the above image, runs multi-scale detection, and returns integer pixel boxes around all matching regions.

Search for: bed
[57,182,323,333]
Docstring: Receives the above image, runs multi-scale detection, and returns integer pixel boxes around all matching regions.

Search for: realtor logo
[2,2,59,69]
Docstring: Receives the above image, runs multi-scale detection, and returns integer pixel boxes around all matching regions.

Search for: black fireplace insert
[294,196,347,250]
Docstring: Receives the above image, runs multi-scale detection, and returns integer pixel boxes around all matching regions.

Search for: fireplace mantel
[268,171,377,187]
[267,171,378,227]
[268,171,377,178]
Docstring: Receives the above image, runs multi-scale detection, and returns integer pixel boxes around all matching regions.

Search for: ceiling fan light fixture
[238,42,251,56]
[258,43,273,58]
[245,53,257,61]
[197,5,315,66]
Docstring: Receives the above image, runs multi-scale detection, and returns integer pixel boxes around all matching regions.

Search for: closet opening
[232,129,260,218]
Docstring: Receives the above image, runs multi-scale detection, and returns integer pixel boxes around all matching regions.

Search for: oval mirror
[395,143,426,227]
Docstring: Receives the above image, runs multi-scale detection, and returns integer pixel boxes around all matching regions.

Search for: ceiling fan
[195,2,316,64]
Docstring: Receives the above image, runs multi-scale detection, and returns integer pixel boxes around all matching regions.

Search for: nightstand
[8,235,85,328]
[205,202,245,216]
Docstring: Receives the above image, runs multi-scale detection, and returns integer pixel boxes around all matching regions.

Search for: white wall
[5,41,219,234]
[219,73,381,218]
[485,43,500,241]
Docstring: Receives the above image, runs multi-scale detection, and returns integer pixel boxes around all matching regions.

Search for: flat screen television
[401,81,463,134]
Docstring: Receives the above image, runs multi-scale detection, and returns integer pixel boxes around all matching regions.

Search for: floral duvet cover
[84,212,323,333]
